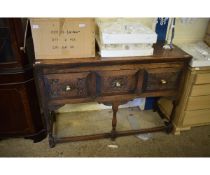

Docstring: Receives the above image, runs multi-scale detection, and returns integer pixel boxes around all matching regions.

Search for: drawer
[144,68,182,91]
[186,95,210,111]
[183,109,210,126]
[44,72,91,99]
[96,69,142,96]
[194,72,210,84]
[190,84,210,96]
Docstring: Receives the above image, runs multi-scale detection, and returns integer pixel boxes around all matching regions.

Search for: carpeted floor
[0,108,210,157]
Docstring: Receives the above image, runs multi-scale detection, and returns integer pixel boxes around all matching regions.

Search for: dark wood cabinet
[0,18,46,142]
[0,18,28,68]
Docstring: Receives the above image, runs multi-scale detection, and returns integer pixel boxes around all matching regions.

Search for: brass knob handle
[66,85,71,91]
[115,81,121,87]
[160,79,167,84]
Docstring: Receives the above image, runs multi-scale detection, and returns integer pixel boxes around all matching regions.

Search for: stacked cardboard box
[96,19,157,57]
[30,18,95,59]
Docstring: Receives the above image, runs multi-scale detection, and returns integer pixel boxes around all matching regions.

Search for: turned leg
[165,100,176,133]
[48,111,56,148]
[153,99,158,112]
[111,102,119,140]
[51,110,56,122]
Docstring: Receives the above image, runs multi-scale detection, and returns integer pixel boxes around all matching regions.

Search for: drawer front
[190,84,210,96]
[194,73,210,84]
[183,109,210,126]
[186,95,210,111]
[144,68,182,91]
[44,72,90,99]
[97,69,141,96]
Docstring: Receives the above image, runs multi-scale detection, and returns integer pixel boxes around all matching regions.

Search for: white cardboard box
[99,48,154,57]
[100,33,157,44]
[97,37,154,57]
[97,19,157,44]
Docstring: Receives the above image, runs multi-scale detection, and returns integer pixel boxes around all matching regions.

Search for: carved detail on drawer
[44,72,90,99]
[144,68,182,91]
[97,69,141,96]
[109,76,128,90]
[43,67,182,100]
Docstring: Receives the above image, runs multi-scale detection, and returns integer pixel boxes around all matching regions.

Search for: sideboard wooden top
[34,44,192,66]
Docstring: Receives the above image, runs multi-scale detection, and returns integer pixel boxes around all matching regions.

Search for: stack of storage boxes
[96,19,157,57]
[157,40,210,135]
[158,66,210,135]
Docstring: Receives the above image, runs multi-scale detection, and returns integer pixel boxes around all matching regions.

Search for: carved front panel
[97,69,138,96]
[144,68,182,91]
[44,72,90,99]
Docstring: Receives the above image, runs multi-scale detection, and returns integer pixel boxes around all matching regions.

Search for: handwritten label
[52,38,58,42]
[49,24,82,51]
[50,30,80,35]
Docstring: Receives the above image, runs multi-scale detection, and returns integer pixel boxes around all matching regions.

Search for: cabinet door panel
[0,88,30,134]
[0,18,28,69]
[0,19,16,63]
